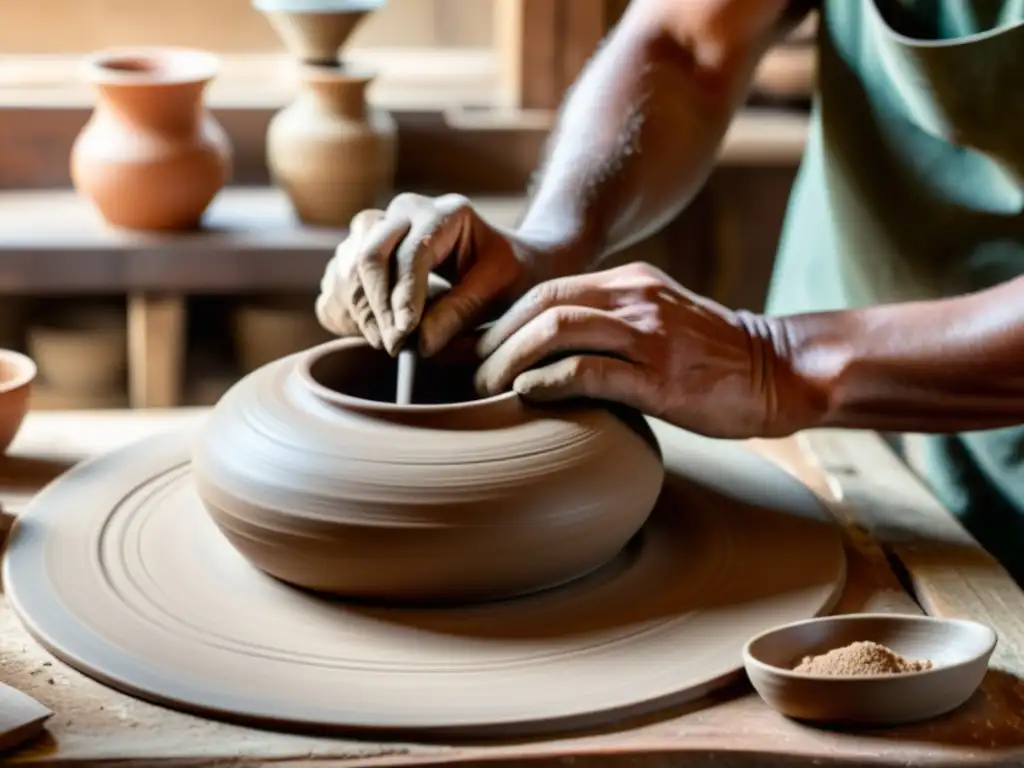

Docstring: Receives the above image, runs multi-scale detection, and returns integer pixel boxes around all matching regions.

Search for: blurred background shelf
[0,187,525,292]
[0,0,815,414]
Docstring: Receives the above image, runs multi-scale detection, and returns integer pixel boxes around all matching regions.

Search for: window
[0,0,615,111]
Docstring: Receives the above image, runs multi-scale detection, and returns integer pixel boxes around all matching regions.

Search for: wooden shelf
[0,188,525,294]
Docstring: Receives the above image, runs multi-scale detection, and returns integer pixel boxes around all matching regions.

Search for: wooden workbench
[1,409,1023,766]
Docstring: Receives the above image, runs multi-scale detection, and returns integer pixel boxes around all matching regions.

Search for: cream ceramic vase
[71,48,232,230]
[192,336,665,604]
[267,66,396,226]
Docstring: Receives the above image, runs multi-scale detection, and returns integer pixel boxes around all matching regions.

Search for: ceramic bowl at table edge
[0,349,37,454]
[742,613,997,727]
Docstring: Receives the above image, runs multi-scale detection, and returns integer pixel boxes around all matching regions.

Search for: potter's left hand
[474,263,814,439]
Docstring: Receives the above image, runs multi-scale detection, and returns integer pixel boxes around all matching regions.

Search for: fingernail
[473,369,492,397]
[393,308,413,335]
[364,322,382,349]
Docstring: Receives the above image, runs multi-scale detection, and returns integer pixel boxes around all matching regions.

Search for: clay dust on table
[794,640,933,676]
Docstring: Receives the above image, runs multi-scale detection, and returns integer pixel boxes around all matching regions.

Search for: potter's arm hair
[514,0,814,279]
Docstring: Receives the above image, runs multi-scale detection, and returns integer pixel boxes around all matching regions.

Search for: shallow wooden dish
[743,613,996,726]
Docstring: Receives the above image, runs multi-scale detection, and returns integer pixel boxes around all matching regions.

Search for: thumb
[418,263,503,357]
[512,355,655,412]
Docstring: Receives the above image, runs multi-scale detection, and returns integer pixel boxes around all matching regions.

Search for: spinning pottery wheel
[3,340,846,738]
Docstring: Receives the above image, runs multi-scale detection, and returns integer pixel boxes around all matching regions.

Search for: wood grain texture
[800,430,1024,679]
[0,412,1022,765]
[0,189,524,294]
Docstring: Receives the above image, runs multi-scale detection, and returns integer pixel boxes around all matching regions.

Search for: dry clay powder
[794,640,933,676]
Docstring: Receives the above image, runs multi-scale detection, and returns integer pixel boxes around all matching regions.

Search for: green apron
[765,0,1024,581]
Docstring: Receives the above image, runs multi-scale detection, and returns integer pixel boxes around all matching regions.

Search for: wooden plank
[800,430,1024,679]
[127,294,186,409]
[2,412,1024,764]
[515,0,562,110]
[0,189,525,294]
[0,51,502,110]
[0,100,805,191]
[558,0,611,94]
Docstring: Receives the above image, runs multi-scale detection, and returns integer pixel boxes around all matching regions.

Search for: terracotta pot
[71,47,233,230]
[232,296,333,373]
[192,336,665,604]
[0,349,36,454]
[267,65,396,226]
[27,306,127,395]
[254,0,385,64]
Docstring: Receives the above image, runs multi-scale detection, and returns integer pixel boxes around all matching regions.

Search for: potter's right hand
[316,193,536,357]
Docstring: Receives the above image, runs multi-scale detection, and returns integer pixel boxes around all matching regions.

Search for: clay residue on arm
[514,0,810,281]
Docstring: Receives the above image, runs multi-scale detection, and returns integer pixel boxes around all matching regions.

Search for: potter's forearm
[514,0,804,281]
[784,276,1024,433]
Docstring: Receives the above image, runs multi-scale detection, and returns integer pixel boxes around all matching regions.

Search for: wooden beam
[127,294,186,409]
[0,188,526,294]
[558,0,610,92]
[498,0,562,110]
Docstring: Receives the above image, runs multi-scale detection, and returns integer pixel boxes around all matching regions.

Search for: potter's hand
[316,193,535,357]
[474,263,812,439]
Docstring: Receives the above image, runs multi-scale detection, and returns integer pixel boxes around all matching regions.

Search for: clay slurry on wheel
[3,421,844,737]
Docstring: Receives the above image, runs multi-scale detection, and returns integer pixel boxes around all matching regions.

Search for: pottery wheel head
[191,336,667,605]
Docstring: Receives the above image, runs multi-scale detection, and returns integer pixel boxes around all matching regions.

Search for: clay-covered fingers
[351,210,409,349]
[477,275,611,359]
[386,194,472,353]
[511,354,655,413]
[316,236,362,338]
[316,209,396,345]
[474,305,638,396]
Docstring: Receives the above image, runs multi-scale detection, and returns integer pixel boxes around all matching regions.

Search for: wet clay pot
[192,335,665,604]
[267,65,396,226]
[71,48,232,230]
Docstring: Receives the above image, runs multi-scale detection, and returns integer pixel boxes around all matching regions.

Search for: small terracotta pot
[267,65,396,226]
[193,336,665,604]
[71,47,233,230]
[0,350,36,454]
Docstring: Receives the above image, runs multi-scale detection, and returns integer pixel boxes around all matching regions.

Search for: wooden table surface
[1,409,1024,766]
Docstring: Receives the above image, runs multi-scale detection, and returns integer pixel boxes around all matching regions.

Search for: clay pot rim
[0,350,37,395]
[252,0,385,13]
[84,47,220,86]
[296,337,517,414]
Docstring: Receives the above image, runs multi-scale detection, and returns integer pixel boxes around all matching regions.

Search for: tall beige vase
[267,66,396,227]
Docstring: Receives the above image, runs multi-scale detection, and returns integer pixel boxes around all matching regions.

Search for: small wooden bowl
[743,613,996,726]
[0,349,37,454]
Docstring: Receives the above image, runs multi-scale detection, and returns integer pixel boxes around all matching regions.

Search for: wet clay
[795,641,933,676]
[3,418,844,736]
[192,335,666,603]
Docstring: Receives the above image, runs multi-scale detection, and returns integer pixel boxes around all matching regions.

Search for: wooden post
[495,0,622,111]
[127,293,186,409]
